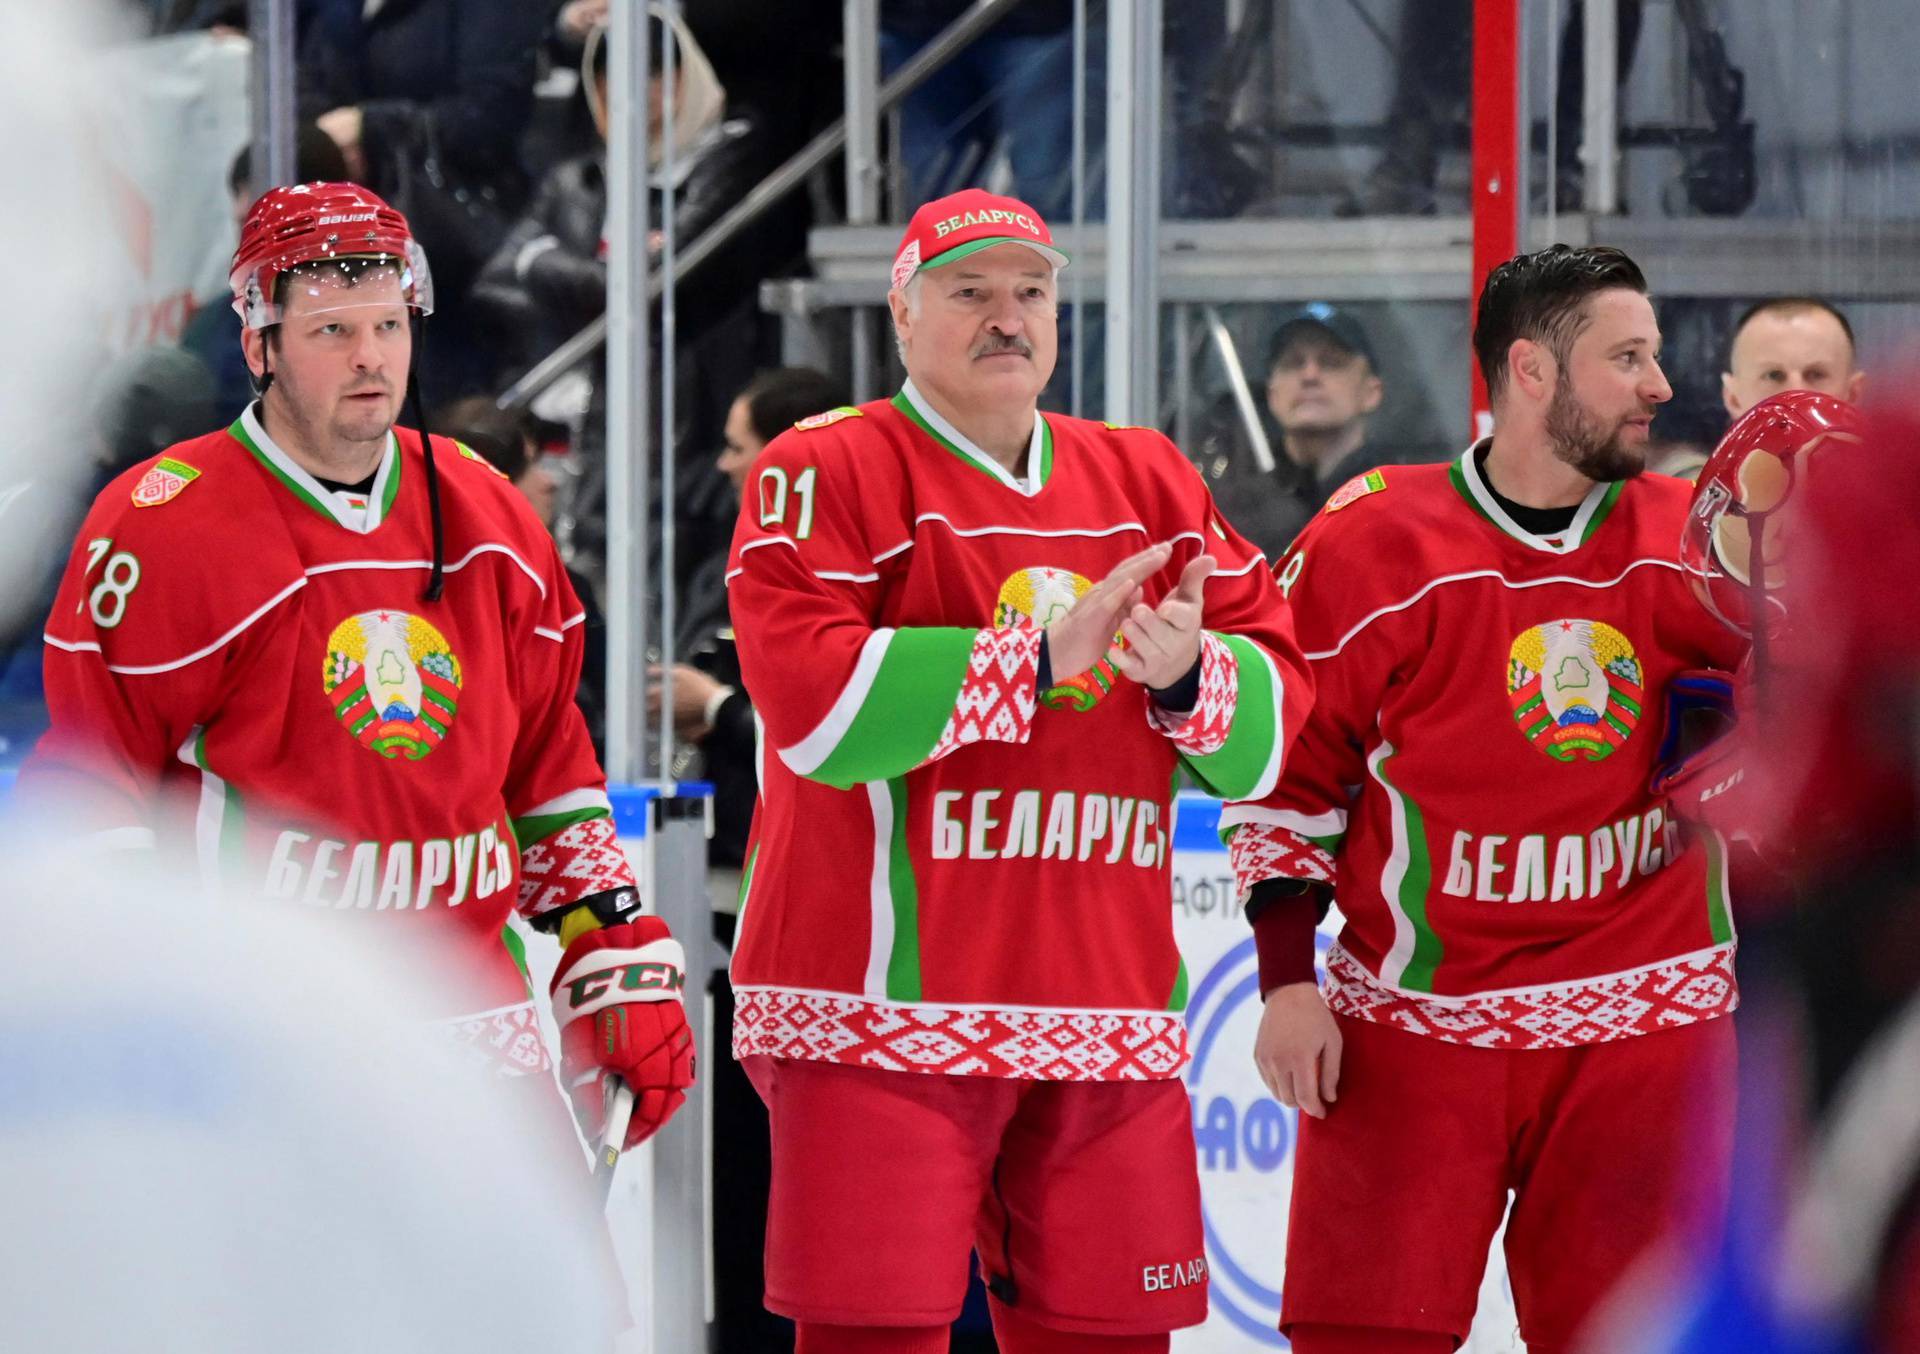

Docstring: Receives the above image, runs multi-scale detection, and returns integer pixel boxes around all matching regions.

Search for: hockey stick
[594,1076,637,1206]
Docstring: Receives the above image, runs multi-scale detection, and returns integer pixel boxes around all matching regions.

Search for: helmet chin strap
[251,328,277,398]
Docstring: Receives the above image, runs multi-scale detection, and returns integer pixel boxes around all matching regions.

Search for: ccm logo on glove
[549,917,696,1149]
[556,950,687,1016]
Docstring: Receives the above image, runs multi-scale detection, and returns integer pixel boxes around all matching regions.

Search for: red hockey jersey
[725,384,1310,1081]
[1223,446,1745,1049]
[26,407,636,1072]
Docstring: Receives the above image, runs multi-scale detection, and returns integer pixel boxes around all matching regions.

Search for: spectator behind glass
[431,395,607,755]
[652,366,851,876]
[297,0,551,394]
[474,12,730,365]
[880,0,1076,218]
[1201,304,1408,560]
[177,124,353,425]
[472,10,771,600]
[1722,296,1866,420]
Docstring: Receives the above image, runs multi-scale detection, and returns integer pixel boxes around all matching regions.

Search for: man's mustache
[971,335,1033,360]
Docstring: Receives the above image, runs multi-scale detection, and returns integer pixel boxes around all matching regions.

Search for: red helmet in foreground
[1679,389,1866,638]
[228,181,433,329]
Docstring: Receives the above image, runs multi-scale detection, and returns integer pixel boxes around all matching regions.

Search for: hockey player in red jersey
[724,188,1311,1354]
[25,184,692,1162]
[1227,245,1745,1354]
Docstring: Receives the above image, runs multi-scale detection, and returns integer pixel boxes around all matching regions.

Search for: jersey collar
[892,379,1053,496]
[231,403,402,534]
[1447,438,1623,555]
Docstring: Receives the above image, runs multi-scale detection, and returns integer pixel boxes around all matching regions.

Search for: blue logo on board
[1184,931,1332,1347]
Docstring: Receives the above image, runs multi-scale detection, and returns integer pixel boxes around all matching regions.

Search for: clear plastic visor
[232,243,434,330]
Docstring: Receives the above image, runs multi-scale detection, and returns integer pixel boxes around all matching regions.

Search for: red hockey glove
[549,917,694,1150]
[1650,667,1747,830]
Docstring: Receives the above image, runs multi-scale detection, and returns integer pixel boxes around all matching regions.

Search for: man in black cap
[1203,304,1402,558]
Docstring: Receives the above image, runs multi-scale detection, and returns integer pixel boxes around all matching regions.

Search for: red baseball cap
[889,188,1070,292]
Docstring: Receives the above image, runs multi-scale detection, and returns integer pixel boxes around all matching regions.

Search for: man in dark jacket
[1199,304,1415,557]
[471,12,775,594]
[649,366,851,877]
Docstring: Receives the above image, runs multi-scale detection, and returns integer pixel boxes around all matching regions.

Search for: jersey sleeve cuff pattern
[1145,630,1235,756]
[925,622,1043,766]
[1227,821,1337,904]
[1161,632,1288,801]
[517,813,639,922]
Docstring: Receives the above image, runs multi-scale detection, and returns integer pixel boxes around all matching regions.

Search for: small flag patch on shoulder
[796,406,862,432]
[453,440,511,478]
[1324,469,1388,513]
[131,456,201,508]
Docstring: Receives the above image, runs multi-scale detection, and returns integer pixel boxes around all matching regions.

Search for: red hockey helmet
[1679,389,1865,637]
[228,181,433,330]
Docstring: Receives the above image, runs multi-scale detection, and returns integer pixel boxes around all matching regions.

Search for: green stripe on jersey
[1369,741,1444,991]
[501,921,531,984]
[511,805,611,849]
[1167,956,1189,1012]
[1448,457,1500,529]
[892,392,992,482]
[379,437,406,519]
[1176,633,1283,801]
[178,729,247,893]
[1702,828,1735,945]
[229,415,336,522]
[229,411,403,529]
[890,390,1055,493]
[1577,481,1625,545]
[883,777,923,1001]
[806,627,980,789]
[736,844,759,920]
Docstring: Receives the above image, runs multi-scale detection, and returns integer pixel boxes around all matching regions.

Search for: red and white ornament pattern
[926,623,1042,765]
[517,814,636,921]
[1228,821,1337,902]
[1322,942,1738,1050]
[431,1001,553,1078]
[1146,631,1237,755]
[733,988,1188,1081]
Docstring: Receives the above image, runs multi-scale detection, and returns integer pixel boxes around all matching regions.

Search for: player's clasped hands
[1044,542,1168,681]
[1111,553,1218,690]
[1044,543,1220,690]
